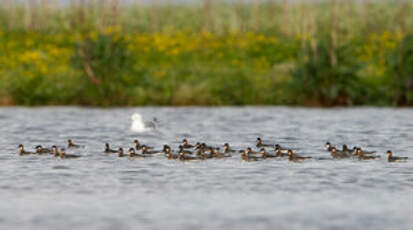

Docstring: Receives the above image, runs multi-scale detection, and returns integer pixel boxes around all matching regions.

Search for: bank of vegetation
[0,0,412,106]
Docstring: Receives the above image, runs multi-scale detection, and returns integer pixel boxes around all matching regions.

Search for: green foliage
[2,71,83,105]
[71,33,132,106]
[387,34,413,105]
[0,1,412,106]
[291,39,361,106]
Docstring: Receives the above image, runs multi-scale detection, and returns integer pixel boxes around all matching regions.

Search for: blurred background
[0,0,412,106]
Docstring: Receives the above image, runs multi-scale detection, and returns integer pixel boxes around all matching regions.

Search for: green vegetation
[0,0,412,106]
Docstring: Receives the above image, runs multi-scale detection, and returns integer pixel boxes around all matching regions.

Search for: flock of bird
[17,137,408,163]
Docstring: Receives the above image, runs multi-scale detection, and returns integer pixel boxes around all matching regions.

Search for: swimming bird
[357,149,380,160]
[118,148,126,157]
[326,142,334,151]
[67,139,82,148]
[223,143,237,154]
[179,145,193,155]
[195,143,213,153]
[52,145,59,157]
[342,145,352,155]
[178,151,202,161]
[129,148,151,158]
[275,144,289,153]
[387,150,408,162]
[211,148,231,158]
[260,148,277,159]
[240,150,261,161]
[351,147,358,155]
[104,143,117,153]
[165,152,178,160]
[182,139,194,149]
[256,137,274,148]
[198,142,216,151]
[164,146,178,159]
[288,150,311,162]
[361,148,376,155]
[247,147,258,155]
[130,113,156,132]
[194,143,203,152]
[352,147,375,156]
[35,145,52,154]
[331,147,350,159]
[134,139,153,150]
[199,148,214,159]
[18,144,35,155]
[59,148,80,159]
[163,145,171,153]
[194,146,205,156]
[275,148,289,157]
[141,146,161,155]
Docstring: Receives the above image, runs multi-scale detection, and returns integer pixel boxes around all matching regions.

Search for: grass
[0,0,412,106]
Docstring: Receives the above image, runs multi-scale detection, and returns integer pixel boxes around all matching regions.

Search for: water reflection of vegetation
[0,1,412,106]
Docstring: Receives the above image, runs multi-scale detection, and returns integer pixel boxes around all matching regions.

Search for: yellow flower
[25,39,34,47]
[19,50,42,63]
[88,31,98,40]
[103,26,121,35]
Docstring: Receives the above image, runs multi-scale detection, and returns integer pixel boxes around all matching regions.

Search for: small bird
[162,145,171,153]
[165,152,178,160]
[197,142,215,150]
[194,146,205,156]
[353,147,375,156]
[275,144,289,153]
[178,151,202,161]
[104,143,117,153]
[246,147,258,155]
[240,150,261,161]
[195,143,214,154]
[59,148,80,159]
[164,146,178,159]
[223,143,237,153]
[274,148,289,157]
[211,148,231,158]
[52,145,59,157]
[67,139,82,148]
[256,137,274,148]
[361,148,376,155]
[260,148,276,159]
[325,142,334,151]
[18,144,35,155]
[134,139,153,150]
[387,150,408,162]
[118,148,125,157]
[351,147,358,155]
[288,150,311,162]
[179,145,193,155]
[35,145,52,154]
[199,148,213,159]
[129,148,151,158]
[182,139,194,149]
[331,147,350,159]
[342,145,352,155]
[194,142,202,149]
[357,149,380,160]
[141,146,161,155]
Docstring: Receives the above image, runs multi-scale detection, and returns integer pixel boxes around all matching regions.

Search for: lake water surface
[0,107,412,230]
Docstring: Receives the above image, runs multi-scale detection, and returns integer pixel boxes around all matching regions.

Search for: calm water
[0,107,412,230]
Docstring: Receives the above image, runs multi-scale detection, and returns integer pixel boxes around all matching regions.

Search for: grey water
[0,107,412,230]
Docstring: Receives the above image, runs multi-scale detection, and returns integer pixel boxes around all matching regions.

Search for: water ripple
[1,107,413,230]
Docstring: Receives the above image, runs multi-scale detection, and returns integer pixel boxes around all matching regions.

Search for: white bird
[130,113,156,132]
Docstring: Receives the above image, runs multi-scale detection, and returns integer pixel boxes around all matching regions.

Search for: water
[0,107,412,230]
